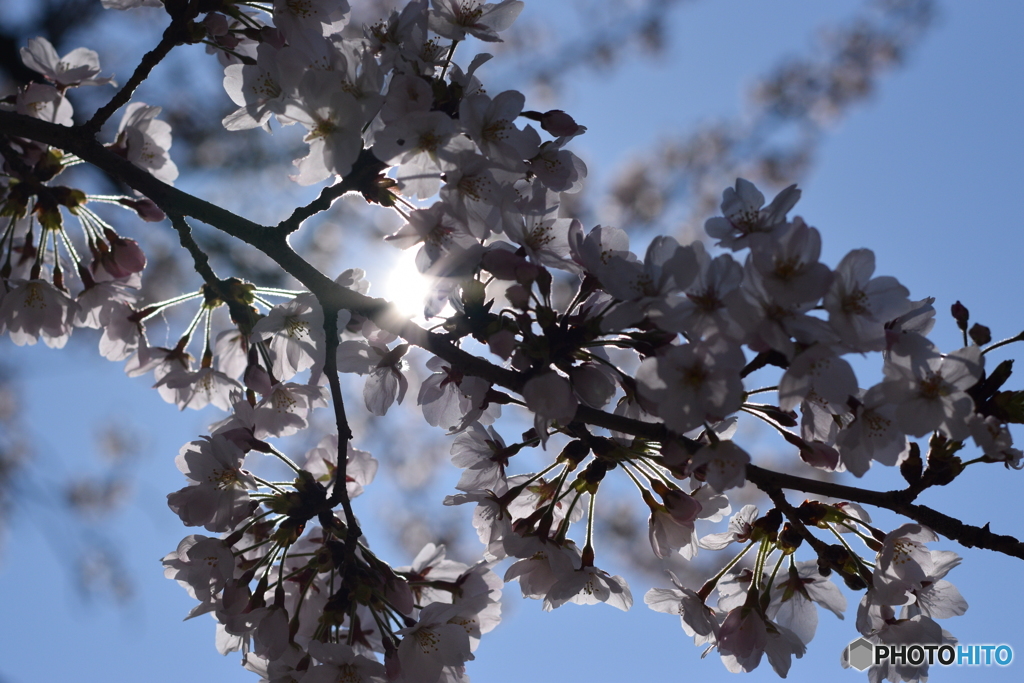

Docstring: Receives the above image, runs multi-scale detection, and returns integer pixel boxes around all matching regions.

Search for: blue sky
[2,1,1024,682]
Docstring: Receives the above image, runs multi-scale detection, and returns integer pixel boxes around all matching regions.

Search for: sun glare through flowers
[383,248,432,320]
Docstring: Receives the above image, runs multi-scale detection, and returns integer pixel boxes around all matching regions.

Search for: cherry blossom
[5,6,1011,682]
[20,37,114,88]
[428,0,525,42]
[253,381,330,438]
[705,178,800,251]
[167,435,258,532]
[250,294,327,381]
[689,440,751,493]
[303,434,378,497]
[544,563,633,611]
[880,344,983,440]
[636,337,745,434]
[0,279,78,348]
[162,534,236,605]
[15,83,73,124]
[825,249,911,352]
[644,575,719,639]
[395,602,475,683]
[302,641,386,683]
[108,102,178,184]
[279,71,367,184]
[767,561,847,646]
[717,601,805,676]
[646,486,703,559]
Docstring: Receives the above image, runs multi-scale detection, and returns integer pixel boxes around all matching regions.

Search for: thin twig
[276,148,387,234]
[9,109,1024,565]
[746,464,1024,560]
[83,18,191,136]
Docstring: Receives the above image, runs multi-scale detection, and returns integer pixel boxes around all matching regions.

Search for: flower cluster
[3,1,1024,682]
[1,38,172,351]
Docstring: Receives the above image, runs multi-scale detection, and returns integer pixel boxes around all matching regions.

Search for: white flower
[749,217,832,307]
[717,604,805,676]
[704,178,800,251]
[543,564,633,612]
[74,281,137,329]
[428,0,525,42]
[109,102,178,184]
[636,338,745,434]
[301,641,385,683]
[869,523,966,612]
[253,382,329,438]
[521,371,578,443]
[767,561,846,646]
[395,602,474,683]
[450,422,509,492]
[397,543,469,603]
[221,43,289,131]
[778,343,858,413]
[162,534,236,604]
[20,37,114,88]
[250,293,326,381]
[0,279,78,348]
[700,504,759,550]
[418,356,499,432]
[97,300,144,361]
[212,328,248,380]
[166,435,258,532]
[568,223,634,277]
[503,536,579,599]
[645,577,718,639]
[732,256,839,358]
[274,0,351,40]
[969,414,1024,468]
[337,339,410,416]
[689,440,750,493]
[835,386,910,477]
[374,111,458,198]
[647,487,702,560]
[444,486,512,561]
[438,148,517,239]
[880,344,983,440]
[303,434,378,498]
[459,90,540,169]
[652,241,745,340]
[598,236,698,331]
[16,83,73,125]
[527,138,587,193]
[154,366,242,411]
[278,70,366,185]
[825,248,911,352]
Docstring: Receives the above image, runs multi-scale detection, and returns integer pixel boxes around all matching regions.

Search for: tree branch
[319,297,360,545]
[0,110,524,391]
[83,16,191,136]
[746,464,1024,560]
[168,213,219,288]
[276,148,388,235]
[16,109,1019,565]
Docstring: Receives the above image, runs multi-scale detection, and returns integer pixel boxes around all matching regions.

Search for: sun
[382,248,430,320]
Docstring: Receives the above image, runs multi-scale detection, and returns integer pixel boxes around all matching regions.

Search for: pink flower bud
[118,197,165,222]
[539,110,584,137]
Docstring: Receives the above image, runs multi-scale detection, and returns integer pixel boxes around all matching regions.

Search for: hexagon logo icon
[847,637,875,671]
